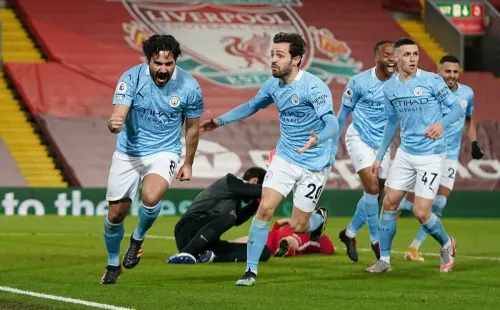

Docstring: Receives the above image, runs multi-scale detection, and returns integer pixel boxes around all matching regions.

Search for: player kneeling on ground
[168,167,271,264]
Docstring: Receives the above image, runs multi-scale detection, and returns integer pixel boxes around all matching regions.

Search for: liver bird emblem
[221,33,271,69]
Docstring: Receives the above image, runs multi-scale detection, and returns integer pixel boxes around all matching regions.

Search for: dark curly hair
[142,34,182,61]
[243,167,267,184]
[273,32,306,66]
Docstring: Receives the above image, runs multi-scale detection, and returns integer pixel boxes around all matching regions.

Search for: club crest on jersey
[345,87,353,97]
[291,95,300,105]
[120,0,362,89]
[460,99,468,109]
[356,154,365,165]
[413,87,423,96]
[169,96,180,108]
[117,82,127,94]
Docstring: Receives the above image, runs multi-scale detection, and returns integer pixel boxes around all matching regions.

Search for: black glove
[471,141,484,159]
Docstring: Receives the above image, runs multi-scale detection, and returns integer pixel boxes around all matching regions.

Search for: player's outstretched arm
[199,82,274,135]
[107,104,129,134]
[199,103,261,135]
[217,103,260,126]
[177,117,199,181]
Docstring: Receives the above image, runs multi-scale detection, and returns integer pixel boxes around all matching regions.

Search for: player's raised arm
[108,72,136,133]
[336,79,359,132]
[199,81,274,135]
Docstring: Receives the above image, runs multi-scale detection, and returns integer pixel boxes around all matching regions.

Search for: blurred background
[0,0,499,217]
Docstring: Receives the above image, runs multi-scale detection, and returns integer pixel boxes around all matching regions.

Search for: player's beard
[271,60,293,78]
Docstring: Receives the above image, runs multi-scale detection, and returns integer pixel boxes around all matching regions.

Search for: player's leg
[367,149,413,273]
[209,241,271,263]
[340,126,386,261]
[340,126,372,260]
[290,165,331,239]
[409,159,455,253]
[101,152,141,284]
[235,155,295,286]
[167,215,210,264]
[123,152,179,269]
[168,213,233,264]
[398,191,415,216]
[413,154,456,272]
[365,150,391,260]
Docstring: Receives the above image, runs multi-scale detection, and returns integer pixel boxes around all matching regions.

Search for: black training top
[181,173,262,224]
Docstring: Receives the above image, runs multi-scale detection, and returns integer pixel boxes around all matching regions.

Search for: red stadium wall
[5,0,500,189]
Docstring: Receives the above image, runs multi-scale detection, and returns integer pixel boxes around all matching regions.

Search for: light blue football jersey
[245,70,338,171]
[383,69,463,156]
[341,67,389,148]
[112,64,204,157]
[443,83,474,160]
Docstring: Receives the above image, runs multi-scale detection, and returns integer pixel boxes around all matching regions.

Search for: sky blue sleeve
[431,75,462,110]
[341,78,361,109]
[112,67,138,107]
[184,83,204,119]
[336,105,353,133]
[383,86,397,116]
[376,113,399,160]
[217,81,273,126]
[310,80,334,118]
[438,103,464,129]
[429,76,465,128]
[466,90,474,117]
[316,113,339,145]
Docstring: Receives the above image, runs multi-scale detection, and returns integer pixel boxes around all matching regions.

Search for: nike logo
[200,235,208,242]
[311,86,318,89]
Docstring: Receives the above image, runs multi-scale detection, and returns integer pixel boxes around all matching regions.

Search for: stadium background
[0,0,499,217]
[1,1,500,309]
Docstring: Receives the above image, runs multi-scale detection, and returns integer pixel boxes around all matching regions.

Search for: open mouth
[387,63,396,73]
[156,73,168,85]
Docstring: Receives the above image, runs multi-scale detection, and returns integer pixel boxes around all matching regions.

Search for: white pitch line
[1,232,499,262]
[0,286,134,310]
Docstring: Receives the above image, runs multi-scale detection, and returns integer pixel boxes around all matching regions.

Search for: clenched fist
[108,113,124,134]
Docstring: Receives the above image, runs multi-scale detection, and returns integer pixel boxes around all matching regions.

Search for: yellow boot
[404,247,425,262]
